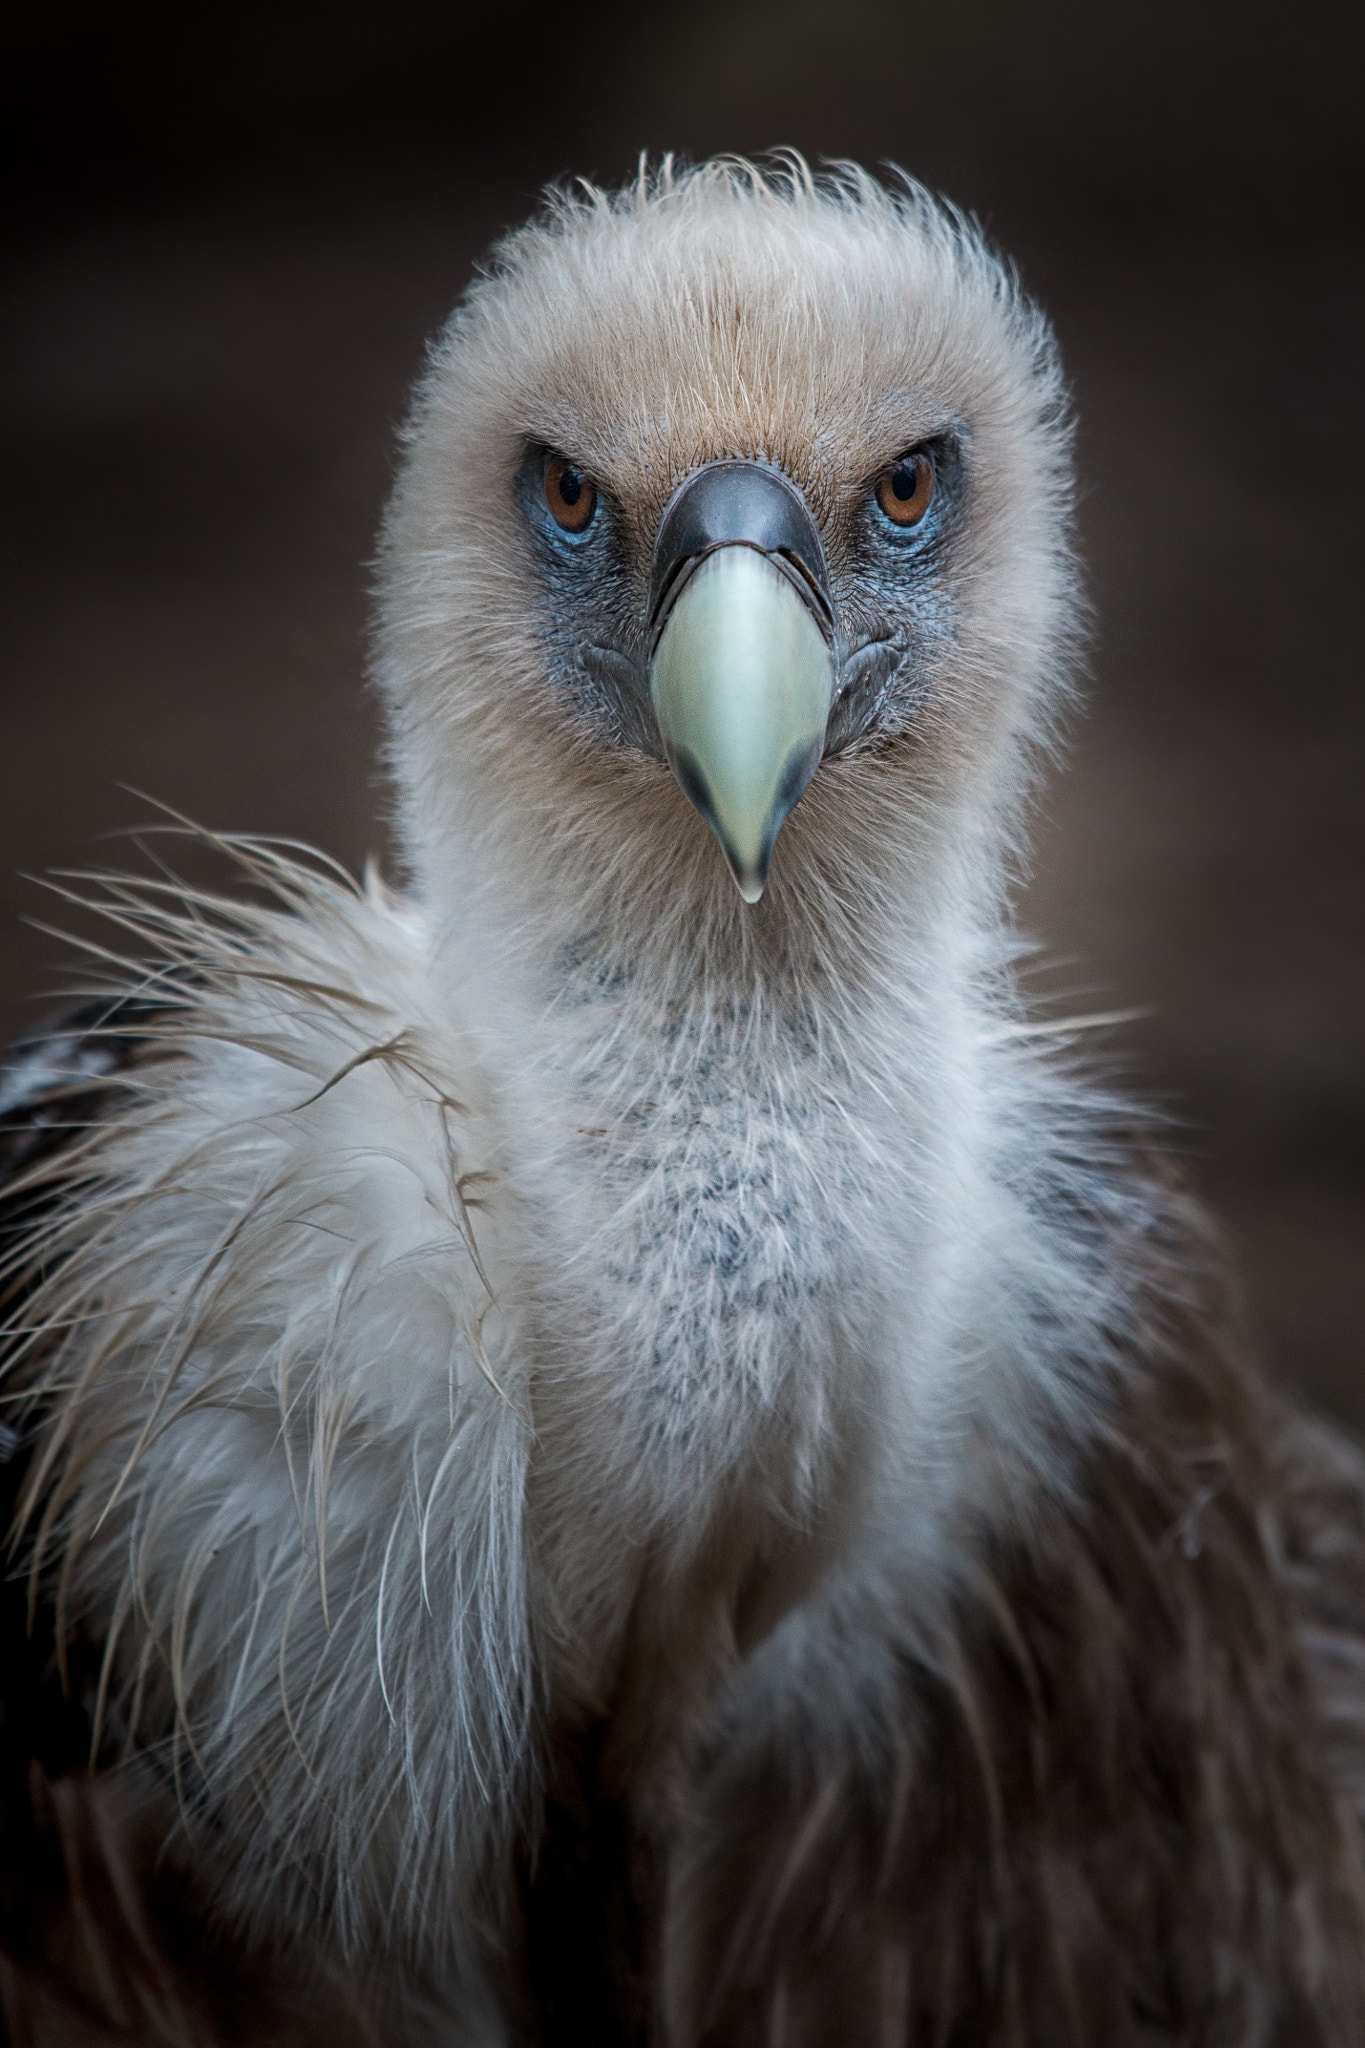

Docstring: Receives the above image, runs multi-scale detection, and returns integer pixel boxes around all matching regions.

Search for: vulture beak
[647,463,836,902]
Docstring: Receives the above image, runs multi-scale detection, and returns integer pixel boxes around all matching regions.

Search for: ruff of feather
[2,835,532,1969]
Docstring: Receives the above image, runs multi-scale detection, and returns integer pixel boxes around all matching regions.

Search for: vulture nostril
[825,636,901,751]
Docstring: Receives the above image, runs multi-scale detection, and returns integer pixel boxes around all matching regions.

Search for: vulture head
[376,161,1074,984]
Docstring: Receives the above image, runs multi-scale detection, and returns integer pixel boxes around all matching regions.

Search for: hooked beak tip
[667,730,822,907]
[729,860,768,906]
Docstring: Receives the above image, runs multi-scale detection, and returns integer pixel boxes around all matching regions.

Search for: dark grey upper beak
[648,462,835,654]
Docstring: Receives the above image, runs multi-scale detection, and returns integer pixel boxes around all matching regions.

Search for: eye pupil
[559,467,583,506]
[891,462,915,500]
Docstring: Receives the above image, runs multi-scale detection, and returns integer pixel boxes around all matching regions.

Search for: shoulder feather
[1,840,533,1970]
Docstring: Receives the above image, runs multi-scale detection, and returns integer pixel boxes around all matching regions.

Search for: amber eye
[875,450,934,528]
[544,455,597,534]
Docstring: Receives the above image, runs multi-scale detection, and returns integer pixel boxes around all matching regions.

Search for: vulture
[3,157,1365,2048]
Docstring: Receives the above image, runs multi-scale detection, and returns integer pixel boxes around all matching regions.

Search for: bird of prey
[3,158,1365,2047]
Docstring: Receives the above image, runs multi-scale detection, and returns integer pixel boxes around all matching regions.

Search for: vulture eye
[544,455,598,535]
[875,451,934,529]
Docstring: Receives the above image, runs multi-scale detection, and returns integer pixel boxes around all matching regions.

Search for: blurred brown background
[2,1,1361,1418]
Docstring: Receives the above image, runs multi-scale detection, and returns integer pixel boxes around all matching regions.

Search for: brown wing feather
[664,1154,1365,2047]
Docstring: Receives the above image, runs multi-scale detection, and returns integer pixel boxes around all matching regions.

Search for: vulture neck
[410,772,1006,1134]
[398,762,1064,1599]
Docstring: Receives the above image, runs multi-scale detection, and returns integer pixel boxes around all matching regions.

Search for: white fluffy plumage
[7,159,1357,2045]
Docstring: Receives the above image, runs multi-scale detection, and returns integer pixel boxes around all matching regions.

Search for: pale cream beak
[649,546,835,902]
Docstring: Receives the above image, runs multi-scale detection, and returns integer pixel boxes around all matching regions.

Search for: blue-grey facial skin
[824,431,965,758]
[516,433,965,763]
[516,446,661,756]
